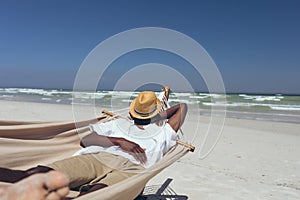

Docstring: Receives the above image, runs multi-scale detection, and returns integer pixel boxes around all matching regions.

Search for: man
[0,86,187,197]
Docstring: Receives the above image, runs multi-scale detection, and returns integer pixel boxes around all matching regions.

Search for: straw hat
[130,91,162,119]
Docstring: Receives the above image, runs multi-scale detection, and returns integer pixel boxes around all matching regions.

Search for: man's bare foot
[0,171,69,200]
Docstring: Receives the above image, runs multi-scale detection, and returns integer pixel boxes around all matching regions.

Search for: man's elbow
[180,103,188,114]
[80,135,89,148]
[80,140,86,148]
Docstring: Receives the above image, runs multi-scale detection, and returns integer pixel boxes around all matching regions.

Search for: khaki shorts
[48,152,144,189]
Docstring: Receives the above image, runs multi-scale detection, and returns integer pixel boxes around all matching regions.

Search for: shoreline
[1,99,299,124]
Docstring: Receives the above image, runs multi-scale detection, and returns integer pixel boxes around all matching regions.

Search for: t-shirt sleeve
[162,123,177,153]
[89,120,114,136]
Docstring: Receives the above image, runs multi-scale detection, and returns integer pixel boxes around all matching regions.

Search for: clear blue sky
[0,0,299,94]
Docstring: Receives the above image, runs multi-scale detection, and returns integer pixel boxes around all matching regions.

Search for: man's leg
[0,167,28,183]
[48,154,114,189]
[0,166,53,183]
[74,153,144,197]
[0,171,69,200]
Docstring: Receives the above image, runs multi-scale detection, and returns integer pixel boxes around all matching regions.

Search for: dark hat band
[134,104,158,117]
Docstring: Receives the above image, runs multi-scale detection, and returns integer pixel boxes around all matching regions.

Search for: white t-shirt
[73,118,177,168]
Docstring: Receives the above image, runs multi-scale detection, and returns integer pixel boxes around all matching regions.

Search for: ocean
[0,87,300,124]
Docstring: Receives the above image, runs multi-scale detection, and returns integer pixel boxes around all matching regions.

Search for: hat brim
[129,98,162,120]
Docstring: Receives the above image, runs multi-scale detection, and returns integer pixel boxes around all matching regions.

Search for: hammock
[0,114,192,199]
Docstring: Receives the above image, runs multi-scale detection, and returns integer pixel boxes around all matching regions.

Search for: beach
[0,99,299,199]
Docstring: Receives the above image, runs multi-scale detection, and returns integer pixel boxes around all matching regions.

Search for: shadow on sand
[136,178,188,200]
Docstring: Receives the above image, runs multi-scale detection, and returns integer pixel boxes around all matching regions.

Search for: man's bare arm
[80,133,147,164]
[152,103,187,132]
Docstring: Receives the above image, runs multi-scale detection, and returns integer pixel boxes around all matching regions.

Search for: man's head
[129,91,162,125]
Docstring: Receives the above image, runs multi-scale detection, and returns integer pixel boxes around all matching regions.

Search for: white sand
[0,100,299,199]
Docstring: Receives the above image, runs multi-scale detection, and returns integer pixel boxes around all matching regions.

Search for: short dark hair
[129,113,151,125]
[133,118,151,125]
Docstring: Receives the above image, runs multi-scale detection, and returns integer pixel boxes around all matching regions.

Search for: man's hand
[116,138,147,165]
[80,133,147,165]
[161,86,170,100]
